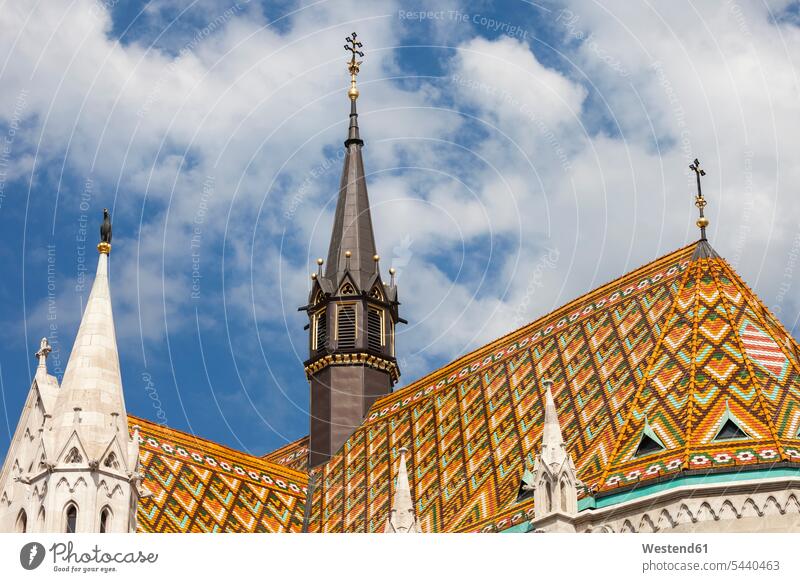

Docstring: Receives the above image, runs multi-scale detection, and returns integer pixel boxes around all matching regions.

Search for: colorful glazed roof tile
[304,241,800,533]
[130,416,308,532]
[262,436,309,472]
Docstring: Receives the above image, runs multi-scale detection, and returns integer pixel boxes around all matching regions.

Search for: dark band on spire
[345,99,363,147]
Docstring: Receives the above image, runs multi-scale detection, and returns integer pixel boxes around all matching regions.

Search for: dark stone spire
[323,94,378,291]
[302,33,402,468]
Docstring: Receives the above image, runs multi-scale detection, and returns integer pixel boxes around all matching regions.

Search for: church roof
[303,240,800,532]
[130,416,307,533]
[262,436,310,472]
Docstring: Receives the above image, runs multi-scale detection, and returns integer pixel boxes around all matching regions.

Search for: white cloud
[6,0,800,411]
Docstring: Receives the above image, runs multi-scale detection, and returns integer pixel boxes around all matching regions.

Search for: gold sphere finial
[97,242,111,255]
[345,250,352,258]
[373,254,380,262]
[389,267,396,275]
[696,217,710,229]
[311,273,317,280]
[316,258,324,266]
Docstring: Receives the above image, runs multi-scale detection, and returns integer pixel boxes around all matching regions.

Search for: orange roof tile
[262,436,309,472]
[306,242,800,532]
[130,416,307,532]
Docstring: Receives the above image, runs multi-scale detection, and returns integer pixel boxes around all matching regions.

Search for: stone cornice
[304,352,400,383]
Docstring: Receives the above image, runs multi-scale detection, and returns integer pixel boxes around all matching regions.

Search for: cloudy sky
[1,0,799,456]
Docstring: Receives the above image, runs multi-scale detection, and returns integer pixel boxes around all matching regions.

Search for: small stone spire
[35,337,51,375]
[384,447,421,533]
[540,379,566,464]
[530,379,580,532]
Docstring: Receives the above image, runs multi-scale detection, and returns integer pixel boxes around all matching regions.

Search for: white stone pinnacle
[385,447,421,533]
[52,251,127,463]
[541,379,566,467]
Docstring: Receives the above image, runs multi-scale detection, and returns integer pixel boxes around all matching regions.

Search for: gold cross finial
[344,32,364,100]
[689,158,709,240]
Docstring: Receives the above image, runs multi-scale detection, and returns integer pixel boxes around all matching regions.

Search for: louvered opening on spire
[314,311,327,352]
[368,308,383,351]
[336,305,356,349]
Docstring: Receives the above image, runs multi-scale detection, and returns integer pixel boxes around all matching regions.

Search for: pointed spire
[384,447,421,533]
[540,379,566,464]
[51,211,126,462]
[324,32,378,290]
[35,337,51,378]
[530,379,580,531]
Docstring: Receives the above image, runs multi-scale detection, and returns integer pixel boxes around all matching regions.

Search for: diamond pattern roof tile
[300,242,800,532]
[130,416,307,533]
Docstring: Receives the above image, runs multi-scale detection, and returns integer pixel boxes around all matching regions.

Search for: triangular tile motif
[302,240,800,532]
[129,239,800,534]
[685,260,777,463]
[130,416,307,532]
[602,261,698,478]
[714,261,800,443]
[307,244,696,532]
[261,436,309,472]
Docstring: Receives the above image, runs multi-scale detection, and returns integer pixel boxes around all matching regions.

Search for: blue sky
[1,0,800,458]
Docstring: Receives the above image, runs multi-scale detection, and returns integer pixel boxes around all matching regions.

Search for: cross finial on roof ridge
[690,158,709,241]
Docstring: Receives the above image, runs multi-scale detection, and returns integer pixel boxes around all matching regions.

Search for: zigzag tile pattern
[600,255,800,488]
[300,243,800,532]
[307,244,699,532]
[130,416,307,533]
[262,436,309,472]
